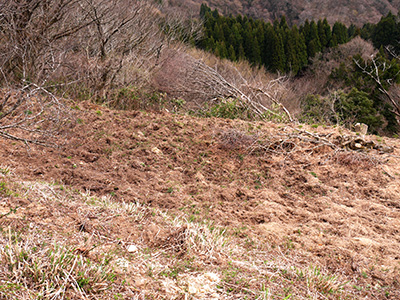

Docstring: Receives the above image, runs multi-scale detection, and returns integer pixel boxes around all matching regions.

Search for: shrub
[299,94,334,124]
[194,98,255,120]
[335,88,382,132]
[300,88,383,132]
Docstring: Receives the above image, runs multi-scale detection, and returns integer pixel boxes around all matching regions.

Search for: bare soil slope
[1,102,400,299]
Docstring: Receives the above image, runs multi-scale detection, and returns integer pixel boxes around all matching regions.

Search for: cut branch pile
[154,50,292,121]
[183,60,282,119]
[217,126,392,169]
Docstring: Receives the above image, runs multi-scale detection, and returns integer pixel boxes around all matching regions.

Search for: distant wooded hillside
[197,4,351,75]
[167,0,400,26]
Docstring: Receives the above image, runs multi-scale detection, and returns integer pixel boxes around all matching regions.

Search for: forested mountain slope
[168,0,400,25]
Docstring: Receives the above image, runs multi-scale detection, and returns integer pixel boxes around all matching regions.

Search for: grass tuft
[0,229,116,299]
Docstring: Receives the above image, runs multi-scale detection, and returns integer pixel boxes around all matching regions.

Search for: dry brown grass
[153,47,292,120]
[216,129,257,150]
[332,151,383,169]
[0,167,362,299]
[1,105,399,299]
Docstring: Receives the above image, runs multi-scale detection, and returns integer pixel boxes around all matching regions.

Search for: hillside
[168,0,400,26]
[1,100,400,299]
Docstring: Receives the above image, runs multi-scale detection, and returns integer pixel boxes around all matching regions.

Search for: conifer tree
[200,4,210,18]
[330,33,338,47]
[236,14,243,25]
[292,25,308,72]
[238,43,245,60]
[231,23,243,53]
[262,24,274,67]
[332,21,348,44]
[215,41,228,58]
[273,19,281,30]
[264,27,285,72]
[317,19,327,48]
[301,19,311,43]
[308,20,322,55]
[242,21,254,59]
[372,12,399,49]
[307,39,319,58]
[285,29,299,73]
[212,9,220,20]
[322,19,332,47]
[280,16,289,31]
[347,24,357,39]
[214,23,225,42]
[251,37,262,65]
[222,22,232,43]
[228,45,236,61]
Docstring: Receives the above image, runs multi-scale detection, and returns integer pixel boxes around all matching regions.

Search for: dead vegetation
[0,0,296,149]
[332,151,383,169]
[1,2,400,299]
[1,104,400,299]
[216,123,393,168]
[0,87,70,147]
[152,48,293,121]
[0,170,374,299]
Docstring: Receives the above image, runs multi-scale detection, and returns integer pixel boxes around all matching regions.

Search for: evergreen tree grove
[198,5,350,75]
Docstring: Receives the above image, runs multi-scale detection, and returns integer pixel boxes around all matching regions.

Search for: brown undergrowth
[1,101,400,299]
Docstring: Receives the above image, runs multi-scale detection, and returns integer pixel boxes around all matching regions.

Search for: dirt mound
[1,101,400,298]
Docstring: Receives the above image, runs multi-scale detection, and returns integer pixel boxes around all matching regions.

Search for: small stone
[127,244,138,252]
[151,147,162,155]
[354,123,368,135]
[204,272,220,282]
[354,143,362,149]
[380,146,394,153]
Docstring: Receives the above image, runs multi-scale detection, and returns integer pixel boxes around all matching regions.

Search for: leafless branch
[0,86,70,147]
[354,57,400,120]
[154,49,293,120]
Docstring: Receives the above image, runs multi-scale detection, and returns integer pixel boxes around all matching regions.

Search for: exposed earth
[1,101,400,299]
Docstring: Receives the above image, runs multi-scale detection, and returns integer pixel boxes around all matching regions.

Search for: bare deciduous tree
[354,56,400,123]
[0,0,199,90]
[0,0,202,145]
[0,0,95,85]
[0,0,84,146]
[0,86,69,147]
